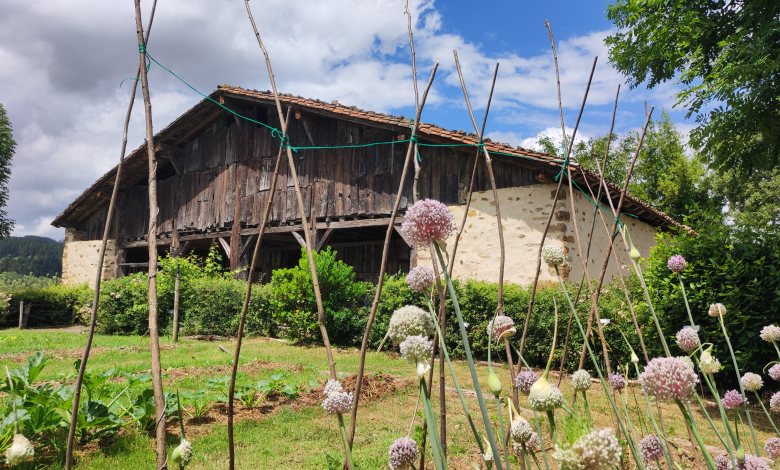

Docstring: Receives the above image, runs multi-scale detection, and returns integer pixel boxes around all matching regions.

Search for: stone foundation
[61,229,119,288]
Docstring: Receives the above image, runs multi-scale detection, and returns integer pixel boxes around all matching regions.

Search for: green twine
[138,43,146,54]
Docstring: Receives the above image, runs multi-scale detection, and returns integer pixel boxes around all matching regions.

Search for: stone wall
[61,229,119,288]
[416,184,658,285]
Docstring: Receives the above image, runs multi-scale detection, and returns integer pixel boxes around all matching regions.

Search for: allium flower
[514,370,538,395]
[555,428,622,470]
[639,435,664,462]
[399,335,432,365]
[400,199,454,248]
[387,305,435,344]
[708,303,727,317]
[324,379,343,396]
[487,315,516,342]
[171,438,193,466]
[667,255,687,273]
[676,327,701,353]
[769,364,780,381]
[721,390,747,410]
[764,437,780,459]
[322,390,353,415]
[771,391,780,414]
[760,325,780,343]
[609,373,626,391]
[528,376,564,411]
[741,372,764,392]
[542,245,566,267]
[4,434,34,467]
[388,437,419,470]
[715,454,771,470]
[700,348,723,374]
[571,369,592,391]
[406,266,435,292]
[525,432,541,453]
[510,416,534,444]
[639,356,699,401]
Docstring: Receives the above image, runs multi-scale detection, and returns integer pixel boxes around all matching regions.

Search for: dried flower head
[399,335,432,366]
[676,327,701,353]
[760,325,780,343]
[764,437,780,460]
[639,435,664,462]
[4,434,34,467]
[510,416,534,445]
[324,379,343,396]
[771,391,780,414]
[639,356,699,401]
[609,373,626,391]
[721,390,747,410]
[322,390,353,415]
[571,369,592,392]
[487,315,516,342]
[388,437,419,470]
[406,266,435,292]
[542,245,566,267]
[400,199,454,248]
[667,255,687,273]
[741,372,764,392]
[555,428,622,470]
[514,370,538,395]
[768,364,780,381]
[709,303,727,317]
[171,438,193,466]
[387,305,435,344]
[715,454,771,470]
[528,376,564,411]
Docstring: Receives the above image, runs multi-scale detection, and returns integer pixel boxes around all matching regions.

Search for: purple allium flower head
[765,437,780,460]
[487,315,516,342]
[399,335,432,365]
[406,265,435,292]
[323,379,343,396]
[770,391,780,413]
[741,372,764,392]
[715,454,771,470]
[667,255,687,273]
[525,432,541,453]
[400,199,454,248]
[639,435,664,462]
[514,370,538,395]
[721,390,747,410]
[769,364,780,381]
[760,324,780,343]
[676,327,701,353]
[709,303,727,317]
[389,437,419,470]
[322,390,353,415]
[571,369,592,391]
[609,373,626,391]
[639,356,699,401]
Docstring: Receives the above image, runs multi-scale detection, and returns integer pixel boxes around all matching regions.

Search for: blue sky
[0,0,691,239]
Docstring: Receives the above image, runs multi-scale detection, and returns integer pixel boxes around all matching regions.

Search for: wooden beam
[301,118,316,146]
[239,234,256,258]
[291,231,307,248]
[217,237,231,258]
[393,225,410,246]
[315,228,333,251]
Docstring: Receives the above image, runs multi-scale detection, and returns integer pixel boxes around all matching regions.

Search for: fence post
[18,300,24,329]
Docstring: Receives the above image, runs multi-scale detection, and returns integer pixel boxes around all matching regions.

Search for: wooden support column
[230,113,248,272]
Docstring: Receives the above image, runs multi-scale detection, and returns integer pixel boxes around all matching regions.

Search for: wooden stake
[64,2,158,468]
[17,301,23,330]
[133,1,167,466]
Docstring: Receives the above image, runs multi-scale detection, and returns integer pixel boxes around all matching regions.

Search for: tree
[605,0,780,179]
[0,104,15,237]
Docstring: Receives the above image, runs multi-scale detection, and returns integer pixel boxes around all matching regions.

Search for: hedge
[1,284,91,328]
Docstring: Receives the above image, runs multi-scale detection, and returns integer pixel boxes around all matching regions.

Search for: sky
[0,0,692,240]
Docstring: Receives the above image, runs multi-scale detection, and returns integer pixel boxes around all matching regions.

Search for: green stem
[420,379,446,470]
[632,261,670,356]
[678,274,695,327]
[718,314,761,455]
[699,365,738,450]
[495,396,511,470]
[754,391,780,436]
[773,341,780,360]
[337,414,354,470]
[434,243,502,467]
[676,399,717,469]
[581,391,593,429]
[618,390,639,447]
[531,411,550,470]
[545,410,556,444]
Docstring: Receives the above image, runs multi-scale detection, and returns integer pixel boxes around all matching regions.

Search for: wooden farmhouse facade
[52,86,686,288]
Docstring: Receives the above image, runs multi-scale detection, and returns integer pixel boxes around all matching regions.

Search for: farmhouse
[52,85,686,288]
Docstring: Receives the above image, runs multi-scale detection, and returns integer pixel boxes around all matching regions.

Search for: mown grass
[1,328,777,469]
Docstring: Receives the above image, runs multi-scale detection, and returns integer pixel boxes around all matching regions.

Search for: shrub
[179,277,269,337]
[1,284,91,328]
[98,273,153,335]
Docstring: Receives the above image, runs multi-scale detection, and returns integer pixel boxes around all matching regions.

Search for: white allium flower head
[322,390,353,415]
[324,379,343,396]
[741,372,764,392]
[387,305,435,344]
[406,266,435,292]
[399,335,433,366]
[639,356,699,401]
[699,348,722,374]
[708,303,727,317]
[760,324,780,343]
[510,416,534,444]
[571,369,592,391]
[5,434,34,467]
[555,428,622,470]
[542,245,566,268]
[487,315,516,342]
[676,327,701,353]
[769,364,780,381]
[528,377,563,411]
[388,437,419,470]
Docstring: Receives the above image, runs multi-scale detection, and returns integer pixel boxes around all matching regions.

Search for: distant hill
[0,236,62,277]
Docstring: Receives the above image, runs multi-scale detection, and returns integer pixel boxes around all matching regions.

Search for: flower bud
[736,445,745,463]
[416,362,431,378]
[631,351,640,364]
[629,245,641,260]
[699,346,722,374]
[488,371,502,397]
[5,434,34,467]
[528,375,563,411]
[171,438,193,466]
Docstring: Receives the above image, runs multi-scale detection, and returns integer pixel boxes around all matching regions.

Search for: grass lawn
[1,328,777,469]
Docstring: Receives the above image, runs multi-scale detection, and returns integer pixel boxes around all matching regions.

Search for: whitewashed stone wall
[61,229,119,288]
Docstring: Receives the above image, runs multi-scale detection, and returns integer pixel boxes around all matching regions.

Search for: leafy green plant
[182,390,211,419]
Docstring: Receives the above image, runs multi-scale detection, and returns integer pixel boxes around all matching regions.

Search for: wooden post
[18,301,23,329]
[172,229,181,343]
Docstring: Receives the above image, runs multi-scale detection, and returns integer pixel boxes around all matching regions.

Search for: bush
[98,273,153,335]
[269,247,370,345]
[179,277,270,337]
[1,283,91,328]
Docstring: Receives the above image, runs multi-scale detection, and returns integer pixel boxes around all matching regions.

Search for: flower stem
[495,396,511,469]
[531,411,551,470]
[632,260,670,356]
[337,414,354,470]
[754,391,780,436]
[675,399,717,469]
[678,274,695,327]
[581,391,594,429]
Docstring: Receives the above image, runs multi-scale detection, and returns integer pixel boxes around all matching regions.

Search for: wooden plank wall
[80,104,538,242]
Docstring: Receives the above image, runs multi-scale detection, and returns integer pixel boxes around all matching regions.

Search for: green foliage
[0,104,15,237]
[98,273,153,335]
[0,283,91,328]
[179,276,268,337]
[644,225,780,386]
[269,247,370,345]
[0,272,59,291]
[0,236,62,276]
